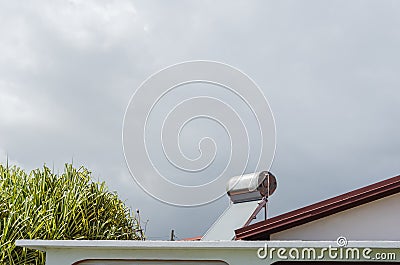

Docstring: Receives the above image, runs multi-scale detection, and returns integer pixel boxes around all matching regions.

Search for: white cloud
[0,80,65,130]
[0,148,23,168]
[0,82,38,126]
[39,0,141,49]
[0,12,38,70]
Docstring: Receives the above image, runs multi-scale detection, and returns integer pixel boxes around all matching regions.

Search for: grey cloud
[1,0,399,239]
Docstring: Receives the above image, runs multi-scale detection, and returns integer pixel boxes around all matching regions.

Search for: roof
[181,236,202,241]
[235,174,400,240]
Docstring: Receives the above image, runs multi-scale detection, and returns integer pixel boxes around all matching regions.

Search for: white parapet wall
[16,240,400,265]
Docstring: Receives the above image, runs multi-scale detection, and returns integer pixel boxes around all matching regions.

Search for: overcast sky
[1,0,399,240]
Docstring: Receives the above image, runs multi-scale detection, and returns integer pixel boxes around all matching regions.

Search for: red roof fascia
[235,174,400,240]
[181,236,202,241]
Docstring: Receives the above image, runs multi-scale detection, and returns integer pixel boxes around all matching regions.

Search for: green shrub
[0,163,144,264]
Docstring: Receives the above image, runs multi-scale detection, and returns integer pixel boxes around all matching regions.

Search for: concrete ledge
[16,240,400,265]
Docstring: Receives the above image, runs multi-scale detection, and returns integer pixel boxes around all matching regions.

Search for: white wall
[78,261,226,265]
[18,239,400,265]
[271,193,400,241]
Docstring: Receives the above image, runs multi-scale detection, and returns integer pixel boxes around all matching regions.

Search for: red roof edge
[235,174,400,240]
[181,236,202,241]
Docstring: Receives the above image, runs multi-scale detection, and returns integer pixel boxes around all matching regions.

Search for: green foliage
[0,164,144,264]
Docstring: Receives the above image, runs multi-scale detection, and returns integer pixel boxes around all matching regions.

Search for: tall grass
[0,163,144,264]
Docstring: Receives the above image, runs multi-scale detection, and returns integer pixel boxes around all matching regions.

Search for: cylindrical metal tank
[226,171,277,203]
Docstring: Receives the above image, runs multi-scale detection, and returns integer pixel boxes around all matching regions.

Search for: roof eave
[236,174,400,240]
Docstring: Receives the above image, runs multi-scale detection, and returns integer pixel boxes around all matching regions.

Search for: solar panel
[201,200,262,241]
[201,171,276,241]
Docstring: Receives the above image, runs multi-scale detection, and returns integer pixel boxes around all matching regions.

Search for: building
[236,174,400,241]
[18,174,400,264]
